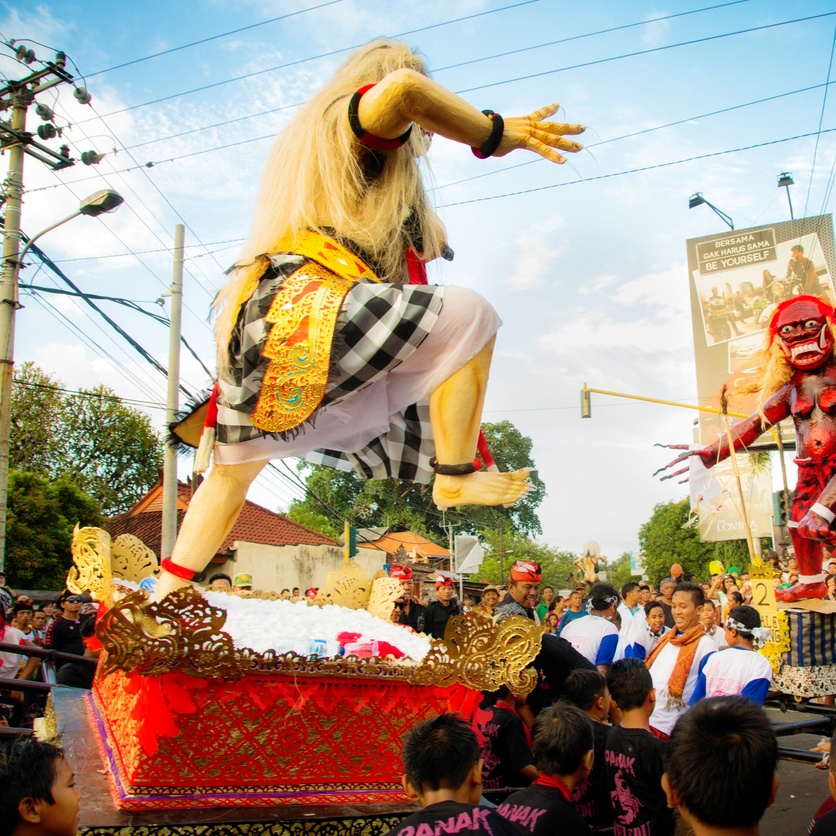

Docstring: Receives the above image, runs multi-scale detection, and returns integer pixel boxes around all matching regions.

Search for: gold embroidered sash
[251,232,379,433]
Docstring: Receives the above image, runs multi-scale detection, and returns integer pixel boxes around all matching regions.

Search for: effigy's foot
[433,468,532,511]
[776,580,827,603]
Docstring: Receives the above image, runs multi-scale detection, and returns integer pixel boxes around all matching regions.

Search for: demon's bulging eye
[780,325,795,336]
[806,320,820,329]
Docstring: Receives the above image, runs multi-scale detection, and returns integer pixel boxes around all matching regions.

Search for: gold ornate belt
[251,231,379,434]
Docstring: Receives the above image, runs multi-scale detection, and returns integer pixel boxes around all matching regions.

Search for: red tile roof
[106,481,338,563]
[366,530,449,558]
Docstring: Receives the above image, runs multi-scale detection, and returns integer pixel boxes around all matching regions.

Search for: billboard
[687,214,836,448]
[686,214,836,542]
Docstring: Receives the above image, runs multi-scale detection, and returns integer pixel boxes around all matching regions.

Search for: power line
[454,11,836,95]
[13,377,167,411]
[74,1,538,124]
[806,24,836,219]
[85,1,345,78]
[437,127,836,208]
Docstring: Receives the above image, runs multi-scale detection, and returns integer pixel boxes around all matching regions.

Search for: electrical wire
[806,24,836,219]
[85,1,346,78]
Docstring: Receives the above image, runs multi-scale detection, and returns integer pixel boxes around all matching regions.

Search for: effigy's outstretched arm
[355,68,585,164]
[653,388,791,480]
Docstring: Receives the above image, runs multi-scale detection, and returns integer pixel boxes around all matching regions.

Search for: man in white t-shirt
[617,581,644,625]
[645,582,715,739]
[561,583,620,674]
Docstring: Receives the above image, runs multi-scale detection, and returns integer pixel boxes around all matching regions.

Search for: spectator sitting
[208,573,232,591]
[690,606,773,705]
[384,713,521,836]
[43,591,96,690]
[496,702,594,835]
[558,588,587,634]
[563,669,613,832]
[495,561,542,622]
[560,584,619,674]
[479,686,537,790]
[662,697,778,836]
[605,658,674,836]
[646,582,715,739]
[0,737,81,836]
[615,600,669,662]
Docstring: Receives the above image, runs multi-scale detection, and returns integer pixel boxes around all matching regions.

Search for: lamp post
[0,188,123,570]
[777,172,795,220]
[688,193,735,230]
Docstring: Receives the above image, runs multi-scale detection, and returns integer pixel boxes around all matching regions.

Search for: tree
[638,498,769,585]
[6,471,104,589]
[11,362,163,515]
[607,552,636,590]
[285,419,545,541]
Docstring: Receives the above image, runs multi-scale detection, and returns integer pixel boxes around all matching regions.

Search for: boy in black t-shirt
[479,686,537,790]
[384,713,524,836]
[662,697,778,836]
[604,658,674,836]
[496,702,594,835]
[562,669,614,832]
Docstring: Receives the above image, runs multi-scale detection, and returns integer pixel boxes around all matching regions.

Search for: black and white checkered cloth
[217,252,443,482]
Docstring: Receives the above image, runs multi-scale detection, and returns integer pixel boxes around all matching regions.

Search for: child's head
[606,658,655,714]
[562,669,610,721]
[0,739,80,836]
[401,714,482,804]
[723,605,761,647]
[663,696,778,831]
[531,702,594,780]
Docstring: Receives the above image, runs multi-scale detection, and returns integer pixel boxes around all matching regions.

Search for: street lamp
[688,192,735,230]
[777,172,795,220]
[0,188,124,569]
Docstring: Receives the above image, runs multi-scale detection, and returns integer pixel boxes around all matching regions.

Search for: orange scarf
[645,625,706,709]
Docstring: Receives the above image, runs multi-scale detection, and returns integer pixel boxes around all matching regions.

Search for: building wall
[212,541,386,592]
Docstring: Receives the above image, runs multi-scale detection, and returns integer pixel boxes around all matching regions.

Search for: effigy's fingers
[658,466,690,482]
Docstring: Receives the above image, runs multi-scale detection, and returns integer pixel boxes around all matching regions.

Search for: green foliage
[286,419,544,541]
[6,471,104,589]
[474,528,577,591]
[11,362,163,516]
[607,552,636,590]
[638,498,771,585]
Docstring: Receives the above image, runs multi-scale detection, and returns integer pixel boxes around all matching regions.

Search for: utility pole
[161,225,184,559]
[0,51,78,571]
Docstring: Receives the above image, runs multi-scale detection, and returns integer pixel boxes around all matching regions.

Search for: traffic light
[581,385,591,419]
[343,521,358,561]
[772,491,789,527]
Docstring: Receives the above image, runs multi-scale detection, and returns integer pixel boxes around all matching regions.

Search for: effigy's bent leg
[430,336,531,511]
[154,458,269,601]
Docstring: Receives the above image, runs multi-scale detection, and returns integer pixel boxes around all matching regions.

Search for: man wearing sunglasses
[43,591,96,689]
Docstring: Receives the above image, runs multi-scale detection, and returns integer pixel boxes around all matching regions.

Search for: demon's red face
[774,299,834,370]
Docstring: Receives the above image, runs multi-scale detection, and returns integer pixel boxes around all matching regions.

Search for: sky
[2,0,835,563]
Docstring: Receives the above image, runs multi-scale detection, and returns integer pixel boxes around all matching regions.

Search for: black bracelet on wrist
[472,110,504,159]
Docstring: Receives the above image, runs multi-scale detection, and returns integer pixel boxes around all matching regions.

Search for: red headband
[435,576,453,588]
[509,560,542,582]
[767,295,835,345]
[389,563,413,581]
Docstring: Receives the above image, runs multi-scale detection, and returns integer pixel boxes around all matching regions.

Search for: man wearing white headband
[689,605,773,706]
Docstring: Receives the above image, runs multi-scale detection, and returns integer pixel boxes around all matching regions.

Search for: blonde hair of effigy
[213,39,447,364]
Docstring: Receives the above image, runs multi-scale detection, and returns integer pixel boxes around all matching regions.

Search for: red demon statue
[660,295,836,602]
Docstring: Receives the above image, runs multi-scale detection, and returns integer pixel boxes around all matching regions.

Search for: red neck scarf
[533,773,571,801]
[495,700,533,748]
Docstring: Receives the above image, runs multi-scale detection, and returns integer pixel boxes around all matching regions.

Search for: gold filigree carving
[66,525,113,602]
[317,561,376,609]
[367,576,405,621]
[111,534,159,583]
[251,264,356,433]
[97,587,246,680]
[409,610,544,695]
[748,560,792,674]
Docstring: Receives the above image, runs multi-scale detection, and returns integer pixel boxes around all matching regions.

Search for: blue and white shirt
[561,614,619,668]
[690,646,773,706]
[615,617,668,662]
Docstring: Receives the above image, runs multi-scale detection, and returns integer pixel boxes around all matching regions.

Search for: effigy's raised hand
[494,104,585,163]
